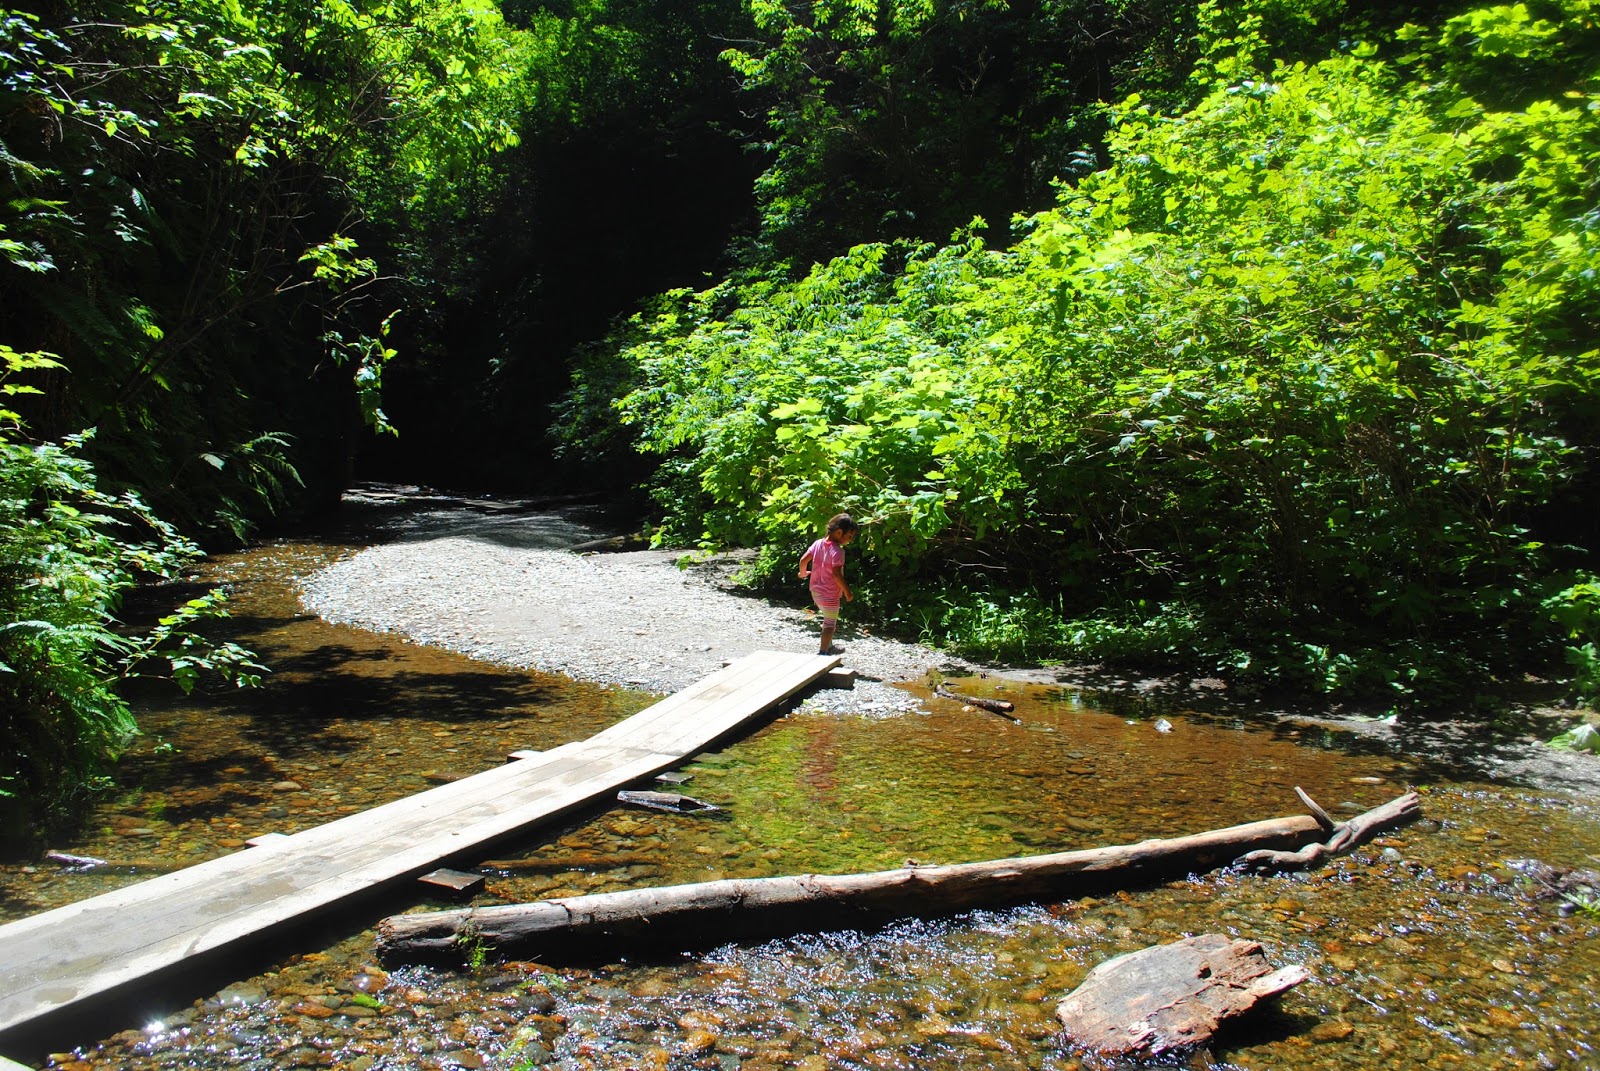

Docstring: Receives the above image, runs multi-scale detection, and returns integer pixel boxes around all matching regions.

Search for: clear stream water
[2,506,1597,1071]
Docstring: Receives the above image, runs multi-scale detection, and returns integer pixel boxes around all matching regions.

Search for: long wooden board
[0,649,838,1047]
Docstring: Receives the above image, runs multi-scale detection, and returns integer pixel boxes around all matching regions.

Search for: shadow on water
[1046,681,1589,793]
[224,661,562,723]
[0,496,1597,1071]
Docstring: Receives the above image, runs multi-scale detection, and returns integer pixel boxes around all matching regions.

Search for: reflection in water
[2,505,1597,1071]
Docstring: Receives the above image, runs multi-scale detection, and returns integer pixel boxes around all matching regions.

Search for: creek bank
[297,496,1600,792]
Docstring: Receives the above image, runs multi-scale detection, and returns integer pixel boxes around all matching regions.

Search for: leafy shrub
[1549,723,1599,753]
[929,590,1075,665]
[565,2,1600,705]
[1543,576,1600,706]
[1,349,263,845]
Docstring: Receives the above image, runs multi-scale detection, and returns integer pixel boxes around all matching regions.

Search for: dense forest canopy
[2,0,1598,837]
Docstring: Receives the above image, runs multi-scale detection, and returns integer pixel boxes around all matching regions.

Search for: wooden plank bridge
[0,649,840,1049]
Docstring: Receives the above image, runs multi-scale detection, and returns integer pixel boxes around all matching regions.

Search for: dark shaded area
[131,635,565,756]
[1035,679,1598,795]
[0,0,371,539]
[1209,1005,1326,1060]
[359,67,762,496]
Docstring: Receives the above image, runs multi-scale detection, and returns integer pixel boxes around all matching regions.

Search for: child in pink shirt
[798,513,859,655]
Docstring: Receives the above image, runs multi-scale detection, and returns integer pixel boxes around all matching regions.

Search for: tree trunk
[377,791,1419,965]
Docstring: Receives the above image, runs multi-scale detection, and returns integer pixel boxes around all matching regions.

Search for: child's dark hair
[826,512,858,535]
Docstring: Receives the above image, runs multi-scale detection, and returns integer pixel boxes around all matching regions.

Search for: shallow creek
[2,513,1598,1071]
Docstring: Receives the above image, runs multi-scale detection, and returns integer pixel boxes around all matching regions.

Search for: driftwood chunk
[616,790,722,814]
[934,684,1017,718]
[820,667,858,689]
[45,851,109,871]
[418,868,486,897]
[1056,934,1309,1057]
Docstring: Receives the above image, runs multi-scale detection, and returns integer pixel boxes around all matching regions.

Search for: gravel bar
[297,507,986,715]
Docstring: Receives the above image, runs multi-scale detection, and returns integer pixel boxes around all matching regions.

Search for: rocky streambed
[297,508,980,717]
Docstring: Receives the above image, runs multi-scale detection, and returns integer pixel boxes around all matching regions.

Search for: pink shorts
[814,598,840,625]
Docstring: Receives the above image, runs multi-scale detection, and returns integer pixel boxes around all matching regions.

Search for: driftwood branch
[377,791,1419,965]
[43,850,177,876]
[616,790,722,814]
[479,853,658,873]
[1293,786,1336,832]
[1232,788,1420,873]
[934,684,1017,718]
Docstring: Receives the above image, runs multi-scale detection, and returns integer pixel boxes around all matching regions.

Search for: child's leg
[815,600,839,654]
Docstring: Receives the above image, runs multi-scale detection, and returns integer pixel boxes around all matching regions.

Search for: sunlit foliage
[1,349,264,840]
[0,0,527,836]
[578,0,1600,702]
[0,0,527,535]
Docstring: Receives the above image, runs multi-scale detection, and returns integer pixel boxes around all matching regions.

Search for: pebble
[680,1029,719,1055]
[511,1039,554,1065]
[216,982,269,1006]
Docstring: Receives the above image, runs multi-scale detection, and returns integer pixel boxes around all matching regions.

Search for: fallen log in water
[376,790,1419,965]
[46,851,109,870]
[43,850,179,876]
[1233,790,1420,872]
[933,684,1017,717]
